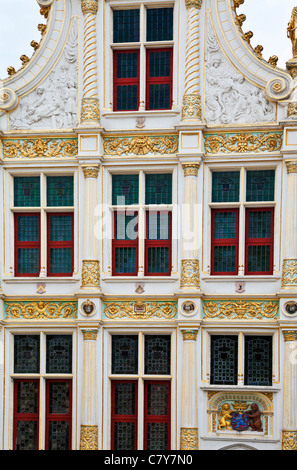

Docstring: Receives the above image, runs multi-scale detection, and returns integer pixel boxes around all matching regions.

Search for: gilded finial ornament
[40,6,50,19]
[287,7,297,59]
[242,31,253,45]
[38,24,47,36]
[254,45,264,60]
[31,40,40,52]
[232,0,245,10]
[20,55,30,67]
[7,66,16,77]
[235,13,246,30]
[268,55,278,68]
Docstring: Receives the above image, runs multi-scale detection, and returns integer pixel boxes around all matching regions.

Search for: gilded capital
[185,0,202,9]
[286,161,297,174]
[181,330,198,341]
[82,165,100,179]
[81,0,98,15]
[182,163,200,177]
[82,329,99,341]
[283,330,297,342]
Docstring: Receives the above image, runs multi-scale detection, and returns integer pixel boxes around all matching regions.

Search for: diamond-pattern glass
[147,247,169,274]
[146,8,173,41]
[113,9,140,43]
[211,336,238,385]
[50,215,72,241]
[146,423,168,450]
[244,336,272,386]
[14,335,40,373]
[214,211,237,239]
[50,248,72,274]
[16,421,38,450]
[112,336,138,374]
[114,247,137,274]
[117,53,138,79]
[114,422,135,450]
[148,84,171,110]
[17,216,39,242]
[116,85,138,111]
[247,245,271,273]
[248,211,272,239]
[147,383,169,415]
[112,175,139,205]
[47,176,74,207]
[212,172,240,203]
[16,381,39,413]
[114,382,136,415]
[48,421,70,450]
[14,177,40,207]
[17,248,40,274]
[48,382,71,414]
[246,170,275,202]
[213,246,236,273]
[145,174,172,204]
[145,336,171,375]
[149,51,171,77]
[46,336,72,374]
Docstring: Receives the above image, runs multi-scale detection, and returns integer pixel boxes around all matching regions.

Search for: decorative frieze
[202,299,279,320]
[80,425,99,450]
[103,300,178,320]
[2,138,78,159]
[180,428,199,450]
[103,135,178,157]
[180,260,200,289]
[204,132,283,155]
[282,259,297,286]
[81,260,101,288]
[4,300,78,320]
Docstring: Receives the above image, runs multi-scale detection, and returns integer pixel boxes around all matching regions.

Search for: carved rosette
[282,430,297,450]
[180,428,199,450]
[80,425,99,450]
[282,259,297,286]
[182,163,200,177]
[283,330,297,342]
[82,329,99,341]
[180,259,200,289]
[181,330,198,341]
[286,162,297,174]
[81,98,100,124]
[82,165,100,179]
[81,260,101,288]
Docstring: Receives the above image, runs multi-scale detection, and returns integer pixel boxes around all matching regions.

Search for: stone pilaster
[282,330,297,450]
[80,329,99,449]
[180,329,199,450]
[282,162,297,287]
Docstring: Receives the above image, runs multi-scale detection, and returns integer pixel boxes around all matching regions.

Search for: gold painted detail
[202,299,279,320]
[82,165,100,179]
[1,93,9,102]
[81,0,98,15]
[185,0,202,9]
[80,98,100,124]
[4,301,78,320]
[282,259,297,285]
[180,428,199,450]
[103,135,178,157]
[282,430,297,450]
[181,330,198,341]
[81,260,101,288]
[287,103,297,118]
[182,163,200,177]
[204,132,283,155]
[182,94,202,121]
[180,260,200,289]
[82,329,98,341]
[80,425,99,450]
[287,8,297,59]
[2,138,78,159]
[283,330,297,342]
[286,58,297,79]
[103,300,177,320]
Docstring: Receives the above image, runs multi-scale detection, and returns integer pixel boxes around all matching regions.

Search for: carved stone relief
[9,17,78,130]
[205,19,276,125]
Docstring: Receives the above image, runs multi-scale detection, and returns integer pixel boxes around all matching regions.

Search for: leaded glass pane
[113,9,140,43]
[16,382,39,413]
[48,421,70,450]
[145,336,171,375]
[46,336,72,374]
[210,336,238,385]
[47,176,74,207]
[114,382,136,415]
[114,247,137,274]
[50,248,72,274]
[112,175,139,205]
[14,336,40,373]
[149,51,171,77]
[212,172,240,203]
[116,53,138,78]
[116,85,138,111]
[148,84,171,110]
[115,213,138,240]
[244,336,272,386]
[17,216,39,241]
[246,170,275,202]
[247,245,271,273]
[17,248,39,274]
[147,247,169,274]
[112,336,138,374]
[148,213,169,240]
[146,383,169,415]
[214,211,237,239]
[213,246,236,273]
[248,211,272,239]
[145,174,172,204]
[146,8,173,42]
[114,422,135,450]
[14,177,40,207]
[146,423,168,450]
[16,421,38,450]
[50,215,72,241]
[49,382,71,414]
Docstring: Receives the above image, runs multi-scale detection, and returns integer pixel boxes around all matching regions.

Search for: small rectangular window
[13,380,39,450]
[14,176,40,207]
[14,335,40,374]
[112,174,139,206]
[146,8,173,42]
[145,212,171,276]
[113,51,140,111]
[244,336,273,386]
[146,49,173,110]
[46,380,72,450]
[113,212,138,275]
[47,214,74,276]
[210,335,238,385]
[145,174,172,205]
[144,381,171,450]
[113,9,140,43]
[246,170,275,202]
[112,335,138,375]
[46,335,73,374]
[47,176,74,207]
[212,171,240,203]
[111,381,138,450]
[144,335,171,375]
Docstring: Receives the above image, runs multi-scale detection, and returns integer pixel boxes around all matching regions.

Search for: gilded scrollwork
[80,425,99,450]
[202,299,279,320]
[103,135,178,157]
[180,428,199,450]
[283,330,297,342]
[4,301,78,320]
[103,300,177,320]
[81,260,101,288]
[2,138,78,159]
[80,98,100,123]
[282,259,297,286]
[180,260,200,289]
[204,132,283,155]
[181,94,202,121]
[282,430,297,450]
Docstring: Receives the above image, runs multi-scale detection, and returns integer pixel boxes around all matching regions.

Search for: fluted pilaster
[282,330,297,450]
[282,162,297,287]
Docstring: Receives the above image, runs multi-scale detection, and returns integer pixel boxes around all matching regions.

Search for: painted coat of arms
[231,411,250,432]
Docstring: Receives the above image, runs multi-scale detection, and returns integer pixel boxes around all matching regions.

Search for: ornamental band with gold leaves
[204,132,282,154]
[104,300,177,320]
[80,425,98,450]
[2,138,78,159]
[103,135,178,156]
[180,428,199,450]
[202,300,279,320]
[5,301,78,320]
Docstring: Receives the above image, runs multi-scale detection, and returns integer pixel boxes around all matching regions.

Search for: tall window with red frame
[146,49,173,110]
[47,213,74,276]
[15,214,41,277]
[211,209,239,275]
[113,50,140,111]
[245,208,274,275]
[45,380,72,450]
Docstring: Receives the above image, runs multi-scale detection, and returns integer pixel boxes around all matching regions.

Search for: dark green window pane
[246,170,275,201]
[50,215,72,241]
[17,248,39,274]
[116,85,138,111]
[146,423,168,450]
[115,213,138,241]
[149,51,171,77]
[16,381,39,413]
[16,421,38,450]
[145,336,171,375]
[112,175,139,205]
[114,247,137,274]
[114,422,135,450]
[244,336,272,386]
[214,211,237,239]
[14,335,40,373]
[48,421,70,451]
[14,177,40,207]
[17,216,39,242]
[148,213,169,240]
[212,172,240,203]
[147,383,169,415]
[211,336,238,385]
[147,247,169,274]
[49,382,71,414]
[248,211,272,239]
[114,382,136,414]
[247,245,271,273]
[147,8,173,41]
[145,174,172,204]
[50,248,72,274]
[112,336,138,374]
[46,336,72,374]
[113,9,140,43]
[148,84,171,110]
[47,176,74,207]
[213,246,236,273]
[117,53,138,78]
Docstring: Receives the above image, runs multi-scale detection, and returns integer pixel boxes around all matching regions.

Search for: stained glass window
[15,421,38,450]
[114,382,136,415]
[16,381,39,414]
[112,174,139,206]
[149,51,171,78]
[50,215,73,242]
[113,9,140,43]
[114,51,139,111]
[210,336,238,385]
[212,210,239,275]
[146,8,173,42]
[144,381,170,450]
[14,380,39,451]
[145,336,171,375]
[47,176,74,207]
[14,335,40,374]
[145,174,172,204]
[46,336,72,374]
[246,170,275,202]
[245,209,274,274]
[14,177,40,207]
[114,247,137,275]
[112,336,138,374]
[114,422,136,451]
[244,336,272,386]
[115,213,138,241]
[212,171,240,203]
[17,215,40,242]
[46,380,72,450]
[112,381,138,450]
[48,214,73,276]
[48,421,70,451]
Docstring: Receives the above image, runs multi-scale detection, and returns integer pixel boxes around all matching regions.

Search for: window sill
[102,276,179,283]
[201,275,281,282]
[3,277,80,284]
[102,109,179,118]
[200,385,280,392]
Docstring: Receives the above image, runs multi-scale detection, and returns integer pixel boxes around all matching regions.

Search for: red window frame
[211,208,239,276]
[112,211,138,276]
[14,213,41,277]
[13,379,40,451]
[245,207,274,275]
[146,48,173,110]
[143,380,171,450]
[45,379,72,451]
[47,212,74,277]
[113,50,140,111]
[111,380,138,450]
[145,211,172,276]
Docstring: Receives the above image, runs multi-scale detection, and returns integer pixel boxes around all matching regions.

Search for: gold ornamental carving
[282,430,297,450]
[82,329,99,341]
[180,259,200,289]
[104,300,177,320]
[80,98,100,123]
[282,259,297,285]
[185,0,202,9]
[202,300,279,320]
[287,103,297,118]
[283,330,297,342]
[80,425,99,450]
[181,330,198,341]
[2,138,78,159]
[103,135,178,157]
[82,165,100,179]
[286,162,297,174]
[81,260,101,288]
[81,0,98,15]
[287,8,297,59]
[181,94,202,121]
[180,428,199,450]
[204,132,282,155]
[182,163,200,177]
[4,301,78,320]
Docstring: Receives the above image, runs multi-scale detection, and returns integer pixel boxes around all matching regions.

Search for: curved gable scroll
[210,0,293,102]
[0,0,73,114]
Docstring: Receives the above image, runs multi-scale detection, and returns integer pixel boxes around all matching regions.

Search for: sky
[0,0,297,79]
